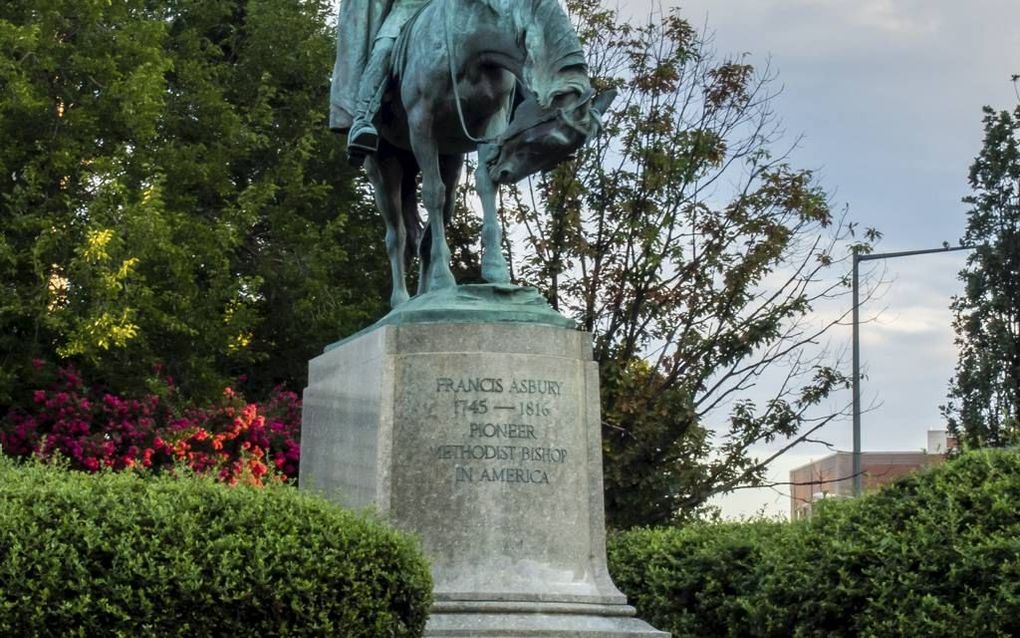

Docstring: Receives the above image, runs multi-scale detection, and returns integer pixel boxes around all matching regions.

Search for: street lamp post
[851,244,975,497]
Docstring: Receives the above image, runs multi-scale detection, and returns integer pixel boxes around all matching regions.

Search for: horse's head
[488,88,617,185]
[479,0,616,184]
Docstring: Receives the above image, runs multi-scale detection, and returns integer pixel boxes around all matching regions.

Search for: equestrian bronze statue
[331,0,614,307]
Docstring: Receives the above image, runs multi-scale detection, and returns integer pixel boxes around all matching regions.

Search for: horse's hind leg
[395,154,427,297]
[365,152,410,307]
[417,223,431,297]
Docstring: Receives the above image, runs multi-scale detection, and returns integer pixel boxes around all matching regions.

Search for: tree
[943,87,1020,449]
[0,0,386,407]
[499,1,877,526]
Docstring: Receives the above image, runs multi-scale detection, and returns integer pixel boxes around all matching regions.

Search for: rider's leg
[348,37,396,162]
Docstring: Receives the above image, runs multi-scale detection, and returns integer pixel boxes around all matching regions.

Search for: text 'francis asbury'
[435,377,562,396]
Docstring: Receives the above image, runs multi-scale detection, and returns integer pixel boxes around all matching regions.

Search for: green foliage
[504,1,874,526]
[0,458,432,637]
[0,0,386,407]
[608,449,1020,637]
[609,521,795,637]
[944,96,1020,448]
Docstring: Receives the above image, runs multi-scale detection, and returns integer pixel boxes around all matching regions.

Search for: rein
[442,0,504,145]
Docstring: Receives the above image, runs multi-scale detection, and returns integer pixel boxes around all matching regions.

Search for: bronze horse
[362,0,612,307]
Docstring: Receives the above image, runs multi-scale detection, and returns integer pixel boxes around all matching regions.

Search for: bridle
[439,0,601,163]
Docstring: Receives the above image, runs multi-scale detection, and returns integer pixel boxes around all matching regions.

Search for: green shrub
[0,459,432,637]
[794,449,1020,638]
[609,520,800,638]
[609,449,1020,638]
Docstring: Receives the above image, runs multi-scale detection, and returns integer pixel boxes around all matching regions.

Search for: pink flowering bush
[0,365,301,485]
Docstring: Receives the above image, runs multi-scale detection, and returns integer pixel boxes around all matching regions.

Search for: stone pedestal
[300,321,667,637]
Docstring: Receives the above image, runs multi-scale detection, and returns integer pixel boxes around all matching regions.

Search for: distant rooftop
[789,430,957,518]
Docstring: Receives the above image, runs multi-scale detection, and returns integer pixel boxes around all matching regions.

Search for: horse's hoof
[482,271,511,284]
[390,291,410,308]
[482,258,511,284]
[429,272,457,291]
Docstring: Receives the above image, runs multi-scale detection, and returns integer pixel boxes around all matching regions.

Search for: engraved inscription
[469,422,536,439]
[432,376,570,487]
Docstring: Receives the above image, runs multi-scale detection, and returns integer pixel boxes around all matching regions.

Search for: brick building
[789,431,955,519]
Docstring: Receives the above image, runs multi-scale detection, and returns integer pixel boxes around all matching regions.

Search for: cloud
[786,0,940,36]
[710,450,829,519]
[622,0,1018,518]
[841,0,936,35]
[864,304,950,342]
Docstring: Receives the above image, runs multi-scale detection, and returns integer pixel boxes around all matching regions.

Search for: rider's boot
[347,41,394,166]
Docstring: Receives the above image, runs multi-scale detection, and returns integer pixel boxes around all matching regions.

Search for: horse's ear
[592,89,618,116]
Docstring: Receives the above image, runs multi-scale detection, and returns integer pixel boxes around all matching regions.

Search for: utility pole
[851,244,975,496]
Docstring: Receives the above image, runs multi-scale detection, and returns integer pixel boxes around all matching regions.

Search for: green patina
[325,284,575,351]
[330,0,612,312]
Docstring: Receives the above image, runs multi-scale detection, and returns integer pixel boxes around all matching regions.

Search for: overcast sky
[635,0,1020,517]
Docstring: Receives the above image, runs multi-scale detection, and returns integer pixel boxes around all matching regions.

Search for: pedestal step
[427,600,669,637]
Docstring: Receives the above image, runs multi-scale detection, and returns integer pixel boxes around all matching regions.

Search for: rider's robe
[329,0,393,131]
[330,0,428,131]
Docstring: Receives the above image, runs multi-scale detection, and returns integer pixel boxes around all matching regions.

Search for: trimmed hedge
[0,460,432,637]
[609,520,796,637]
[609,449,1020,638]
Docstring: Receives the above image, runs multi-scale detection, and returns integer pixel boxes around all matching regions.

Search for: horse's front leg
[408,115,456,292]
[477,142,510,283]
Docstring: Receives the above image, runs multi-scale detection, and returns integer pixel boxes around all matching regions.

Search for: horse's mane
[398,0,586,106]
[473,0,542,28]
